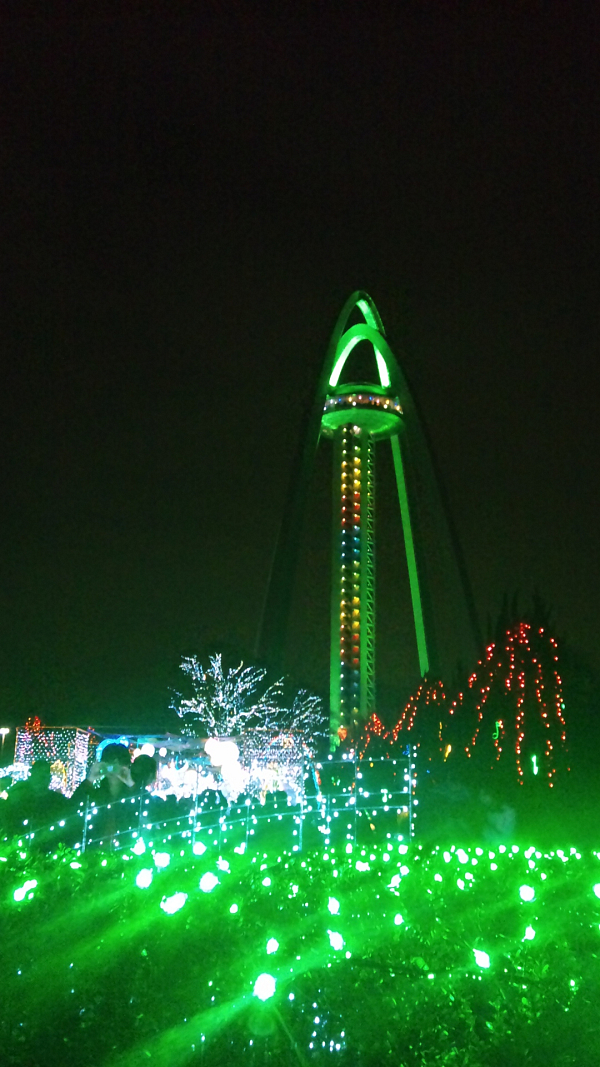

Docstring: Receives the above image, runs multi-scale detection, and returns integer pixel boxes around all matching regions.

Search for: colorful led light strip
[333,427,376,738]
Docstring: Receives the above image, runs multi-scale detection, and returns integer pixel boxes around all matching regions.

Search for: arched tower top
[321,293,405,440]
[255,292,482,701]
[317,291,406,408]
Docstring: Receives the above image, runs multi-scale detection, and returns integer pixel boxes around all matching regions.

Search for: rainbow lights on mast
[320,294,429,747]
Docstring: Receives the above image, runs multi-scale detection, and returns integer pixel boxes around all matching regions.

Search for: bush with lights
[362,622,570,790]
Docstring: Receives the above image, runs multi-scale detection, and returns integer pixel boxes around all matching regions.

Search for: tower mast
[321,294,429,747]
[256,291,435,751]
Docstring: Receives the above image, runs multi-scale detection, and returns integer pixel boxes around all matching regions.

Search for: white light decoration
[13,879,37,902]
[14,719,91,797]
[154,758,215,801]
[266,938,279,954]
[519,885,535,901]
[142,727,311,806]
[174,654,324,749]
[153,852,171,869]
[253,973,276,1001]
[473,949,491,969]
[199,872,219,893]
[204,738,247,803]
[135,869,153,889]
[160,892,187,915]
[204,738,240,766]
[104,717,324,806]
[328,930,344,951]
[328,896,340,914]
[240,731,308,805]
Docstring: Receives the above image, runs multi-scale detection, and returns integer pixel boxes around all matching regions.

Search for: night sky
[1,8,598,738]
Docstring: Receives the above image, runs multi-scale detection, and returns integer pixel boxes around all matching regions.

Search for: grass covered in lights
[2,831,600,1066]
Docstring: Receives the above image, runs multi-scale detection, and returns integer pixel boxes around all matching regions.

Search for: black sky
[0,6,598,734]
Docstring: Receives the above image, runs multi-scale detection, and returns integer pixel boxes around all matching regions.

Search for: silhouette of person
[130,754,157,793]
[2,759,70,836]
[72,743,134,806]
[71,743,134,847]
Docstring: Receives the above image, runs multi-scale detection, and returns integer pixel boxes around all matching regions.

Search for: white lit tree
[173,653,325,749]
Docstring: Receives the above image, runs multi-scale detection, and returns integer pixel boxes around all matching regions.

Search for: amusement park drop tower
[321,294,429,744]
[257,292,433,750]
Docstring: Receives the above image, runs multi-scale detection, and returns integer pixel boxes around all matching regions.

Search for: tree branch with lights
[172,653,325,751]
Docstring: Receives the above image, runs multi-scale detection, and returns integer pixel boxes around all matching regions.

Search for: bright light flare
[473,949,490,969]
[13,879,37,902]
[253,973,276,1001]
[160,892,187,915]
[328,930,344,951]
[199,872,219,894]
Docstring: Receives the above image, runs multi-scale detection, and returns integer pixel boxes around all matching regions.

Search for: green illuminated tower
[258,292,437,750]
[320,294,428,744]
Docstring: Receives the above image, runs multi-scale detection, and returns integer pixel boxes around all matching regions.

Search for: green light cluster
[2,828,600,1066]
